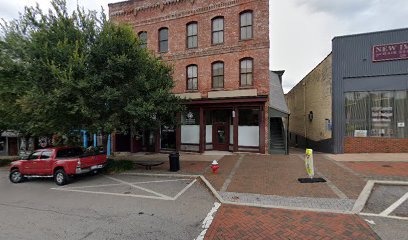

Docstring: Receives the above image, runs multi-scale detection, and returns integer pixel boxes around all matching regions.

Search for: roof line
[286,52,332,94]
[332,27,408,41]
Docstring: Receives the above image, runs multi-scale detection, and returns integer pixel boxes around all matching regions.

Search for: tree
[0,0,183,139]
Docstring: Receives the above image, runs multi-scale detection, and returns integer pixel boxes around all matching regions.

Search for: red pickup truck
[9,147,107,186]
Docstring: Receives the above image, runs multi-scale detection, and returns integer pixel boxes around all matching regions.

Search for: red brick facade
[109,0,270,153]
[344,137,408,153]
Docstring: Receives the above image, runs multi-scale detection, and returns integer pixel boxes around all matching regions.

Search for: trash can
[169,152,180,172]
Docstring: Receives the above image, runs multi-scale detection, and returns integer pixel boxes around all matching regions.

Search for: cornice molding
[111,0,244,27]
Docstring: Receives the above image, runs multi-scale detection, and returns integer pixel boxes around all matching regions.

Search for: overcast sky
[1,0,407,93]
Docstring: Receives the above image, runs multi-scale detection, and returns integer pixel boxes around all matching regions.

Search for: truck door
[38,150,54,175]
[22,152,42,175]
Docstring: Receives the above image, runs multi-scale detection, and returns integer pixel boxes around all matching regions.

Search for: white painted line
[103,175,172,200]
[195,202,221,240]
[352,180,375,213]
[359,212,408,221]
[52,188,169,200]
[171,179,197,200]
[61,179,191,190]
[121,172,200,178]
[353,180,408,214]
[379,192,408,216]
[58,183,124,189]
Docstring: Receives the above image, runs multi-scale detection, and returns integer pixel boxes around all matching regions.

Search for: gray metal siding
[332,28,408,153]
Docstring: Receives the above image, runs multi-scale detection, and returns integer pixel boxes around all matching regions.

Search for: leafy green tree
[0,0,183,138]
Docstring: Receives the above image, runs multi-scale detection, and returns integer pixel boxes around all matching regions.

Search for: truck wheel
[9,169,24,183]
[54,169,69,186]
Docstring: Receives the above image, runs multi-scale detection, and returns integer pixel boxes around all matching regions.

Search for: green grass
[0,159,12,167]
[103,159,134,173]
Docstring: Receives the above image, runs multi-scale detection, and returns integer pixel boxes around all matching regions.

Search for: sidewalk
[113,151,408,240]
[205,204,380,240]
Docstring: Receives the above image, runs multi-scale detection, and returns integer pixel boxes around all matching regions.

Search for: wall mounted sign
[372,42,408,62]
[354,130,368,137]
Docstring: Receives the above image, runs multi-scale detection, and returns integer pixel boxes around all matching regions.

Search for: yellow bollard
[305,149,314,179]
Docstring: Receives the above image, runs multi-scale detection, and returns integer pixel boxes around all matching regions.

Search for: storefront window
[395,91,408,138]
[370,92,394,137]
[238,109,260,147]
[181,109,200,144]
[345,91,408,138]
[239,109,259,126]
[160,126,176,150]
[345,92,369,137]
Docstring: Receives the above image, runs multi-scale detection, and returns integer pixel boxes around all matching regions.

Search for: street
[0,169,216,240]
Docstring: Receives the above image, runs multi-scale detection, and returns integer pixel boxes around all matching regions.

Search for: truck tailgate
[79,154,107,168]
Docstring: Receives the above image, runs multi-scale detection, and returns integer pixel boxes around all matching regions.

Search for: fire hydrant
[210,160,219,174]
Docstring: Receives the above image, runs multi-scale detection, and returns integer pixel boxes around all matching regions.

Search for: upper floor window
[212,61,224,89]
[138,31,147,49]
[187,65,198,90]
[212,17,224,45]
[240,58,253,86]
[159,28,168,53]
[240,11,253,40]
[186,22,198,49]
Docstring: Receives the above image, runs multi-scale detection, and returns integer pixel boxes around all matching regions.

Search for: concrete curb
[122,172,361,215]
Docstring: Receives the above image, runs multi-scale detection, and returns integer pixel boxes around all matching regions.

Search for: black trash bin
[169,152,180,172]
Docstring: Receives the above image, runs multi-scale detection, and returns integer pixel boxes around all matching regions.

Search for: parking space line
[171,179,197,200]
[359,212,408,221]
[379,192,408,217]
[103,175,172,200]
[59,179,191,190]
[52,188,170,200]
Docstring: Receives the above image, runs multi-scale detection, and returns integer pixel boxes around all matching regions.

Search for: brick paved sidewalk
[206,154,367,199]
[205,205,380,240]
[341,162,408,178]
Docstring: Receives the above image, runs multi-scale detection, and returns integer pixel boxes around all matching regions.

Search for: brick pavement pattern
[342,162,408,177]
[204,155,238,190]
[226,155,339,198]
[205,205,380,240]
[313,155,366,199]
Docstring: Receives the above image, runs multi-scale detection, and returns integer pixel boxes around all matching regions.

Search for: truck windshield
[56,148,84,158]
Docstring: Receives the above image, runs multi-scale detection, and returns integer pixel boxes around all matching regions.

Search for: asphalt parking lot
[356,182,408,240]
[0,168,216,240]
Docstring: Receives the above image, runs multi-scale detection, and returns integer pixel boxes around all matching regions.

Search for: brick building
[286,28,408,153]
[108,0,270,153]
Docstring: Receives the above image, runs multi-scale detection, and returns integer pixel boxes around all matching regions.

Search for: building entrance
[213,123,229,151]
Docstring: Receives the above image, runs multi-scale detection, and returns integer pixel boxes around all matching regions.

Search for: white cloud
[271,0,408,93]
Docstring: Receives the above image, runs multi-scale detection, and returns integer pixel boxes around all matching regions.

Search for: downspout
[287,114,290,155]
[303,81,307,148]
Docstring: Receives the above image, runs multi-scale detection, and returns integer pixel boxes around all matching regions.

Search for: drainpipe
[287,114,290,155]
[303,81,307,148]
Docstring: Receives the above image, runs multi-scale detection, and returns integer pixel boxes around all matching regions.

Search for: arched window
[186,22,198,49]
[186,65,198,90]
[158,28,168,53]
[240,58,253,86]
[240,11,253,40]
[138,31,147,48]
[212,61,224,89]
[212,17,224,45]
